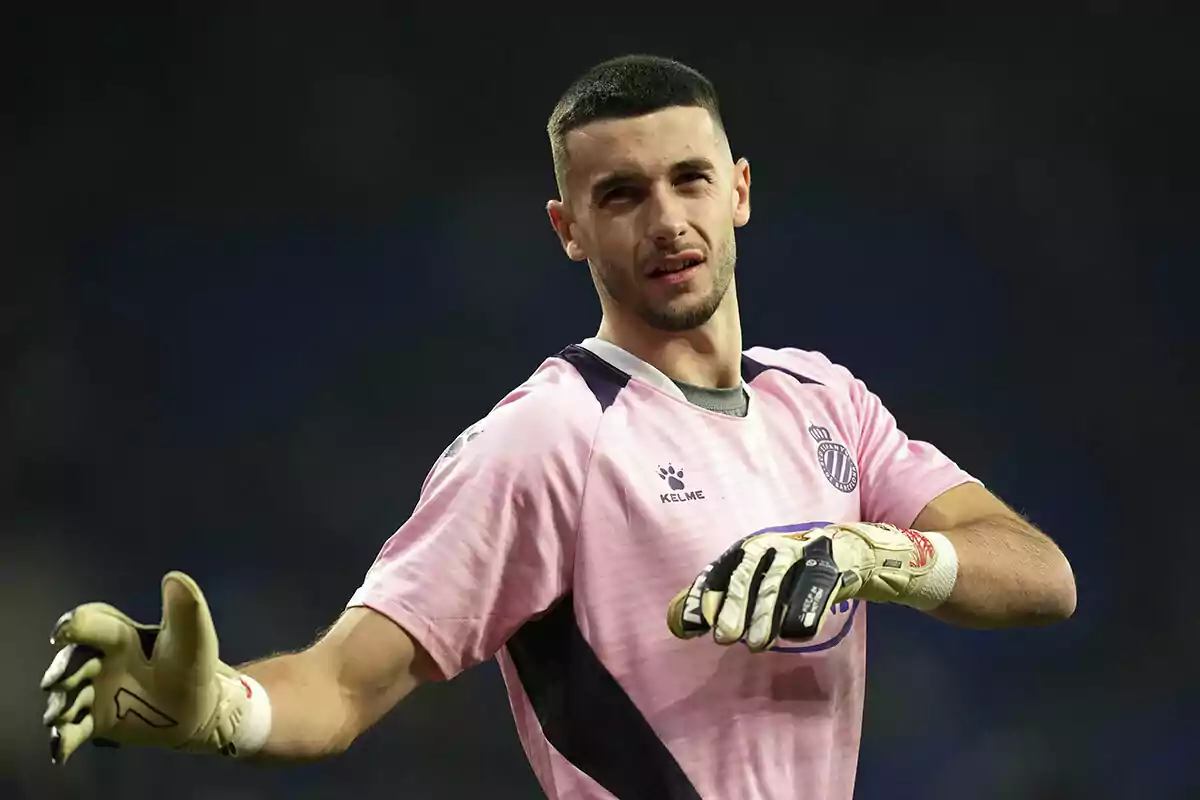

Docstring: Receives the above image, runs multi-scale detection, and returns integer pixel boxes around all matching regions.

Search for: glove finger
[667,562,721,639]
[770,559,805,645]
[41,644,98,689]
[666,585,699,639]
[779,538,842,641]
[701,589,725,630]
[158,571,219,681]
[43,690,66,726]
[50,713,95,766]
[52,604,138,653]
[45,682,95,728]
[666,587,689,638]
[41,645,103,692]
[668,540,748,640]
[747,550,797,652]
[714,550,768,645]
[700,538,751,595]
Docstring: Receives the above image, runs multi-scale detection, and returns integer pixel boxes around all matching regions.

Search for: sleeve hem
[889,474,983,529]
[346,587,463,682]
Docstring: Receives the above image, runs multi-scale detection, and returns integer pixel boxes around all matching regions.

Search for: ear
[546,199,587,261]
[732,157,751,228]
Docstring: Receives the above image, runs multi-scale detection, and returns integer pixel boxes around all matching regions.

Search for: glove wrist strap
[196,672,272,758]
[222,673,272,757]
[899,530,959,611]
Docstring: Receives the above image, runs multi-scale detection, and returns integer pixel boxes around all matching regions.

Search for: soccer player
[39,55,1076,799]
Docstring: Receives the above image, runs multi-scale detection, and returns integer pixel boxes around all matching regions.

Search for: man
[40,55,1076,799]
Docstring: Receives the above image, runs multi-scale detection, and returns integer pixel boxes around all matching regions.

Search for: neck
[596,283,743,389]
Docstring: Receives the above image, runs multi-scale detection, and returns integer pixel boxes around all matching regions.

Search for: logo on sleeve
[658,463,705,503]
[809,424,858,493]
[441,422,484,460]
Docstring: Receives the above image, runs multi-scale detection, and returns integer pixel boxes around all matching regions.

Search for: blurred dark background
[4,8,1196,799]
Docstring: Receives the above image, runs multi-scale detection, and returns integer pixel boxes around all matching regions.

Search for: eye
[599,185,642,207]
[676,172,711,187]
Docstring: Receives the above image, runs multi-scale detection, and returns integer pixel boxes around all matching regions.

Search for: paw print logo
[658,464,685,491]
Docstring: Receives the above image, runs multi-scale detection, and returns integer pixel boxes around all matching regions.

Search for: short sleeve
[846,371,979,528]
[346,384,593,681]
[745,346,978,529]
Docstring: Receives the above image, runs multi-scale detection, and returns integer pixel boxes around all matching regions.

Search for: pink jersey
[347,338,974,799]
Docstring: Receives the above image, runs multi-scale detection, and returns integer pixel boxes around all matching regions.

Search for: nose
[645,184,688,245]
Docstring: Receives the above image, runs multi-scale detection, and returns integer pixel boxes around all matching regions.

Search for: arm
[239,606,439,761]
[664,349,1076,650]
[828,352,1076,628]
[912,481,1076,629]
[43,385,585,766]
[665,484,1076,650]
[39,574,439,765]
[245,387,589,761]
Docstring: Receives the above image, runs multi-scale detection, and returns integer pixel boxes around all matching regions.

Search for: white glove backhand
[666,522,958,652]
[40,571,271,765]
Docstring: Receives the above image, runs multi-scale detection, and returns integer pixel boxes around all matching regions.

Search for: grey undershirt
[672,380,749,418]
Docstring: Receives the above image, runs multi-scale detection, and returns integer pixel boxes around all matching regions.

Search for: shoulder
[488,353,604,439]
[429,351,604,481]
[742,345,858,391]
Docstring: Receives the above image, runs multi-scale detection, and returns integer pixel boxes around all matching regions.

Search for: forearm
[238,650,361,762]
[235,608,424,762]
[929,514,1076,629]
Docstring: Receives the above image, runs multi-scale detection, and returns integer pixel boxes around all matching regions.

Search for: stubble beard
[594,237,737,333]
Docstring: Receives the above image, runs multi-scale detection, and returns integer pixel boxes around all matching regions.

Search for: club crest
[808,424,859,493]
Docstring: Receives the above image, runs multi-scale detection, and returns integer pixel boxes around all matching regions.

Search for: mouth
[646,250,706,279]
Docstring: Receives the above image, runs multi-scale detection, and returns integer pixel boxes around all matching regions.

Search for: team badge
[808,424,858,493]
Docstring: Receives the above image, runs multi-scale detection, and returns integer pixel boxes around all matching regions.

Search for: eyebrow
[589,157,717,204]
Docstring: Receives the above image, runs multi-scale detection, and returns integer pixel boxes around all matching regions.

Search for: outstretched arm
[40,574,436,765]
[239,605,438,761]
[44,386,586,766]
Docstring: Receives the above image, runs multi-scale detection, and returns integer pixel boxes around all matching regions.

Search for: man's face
[549,106,751,332]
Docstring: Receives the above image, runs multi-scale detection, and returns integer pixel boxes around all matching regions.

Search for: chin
[642,298,722,333]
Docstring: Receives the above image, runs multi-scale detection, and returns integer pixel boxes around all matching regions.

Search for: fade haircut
[548,54,725,198]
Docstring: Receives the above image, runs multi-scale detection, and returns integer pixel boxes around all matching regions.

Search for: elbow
[325,704,373,758]
[1024,553,1077,626]
[320,719,357,758]
[298,722,361,762]
[1046,554,1077,622]
[329,731,359,758]
[935,552,1077,630]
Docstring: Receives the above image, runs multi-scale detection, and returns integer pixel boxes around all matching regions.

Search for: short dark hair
[548,54,724,195]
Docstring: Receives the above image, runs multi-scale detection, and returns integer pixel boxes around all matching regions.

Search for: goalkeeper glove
[666,522,959,652]
[40,571,272,765]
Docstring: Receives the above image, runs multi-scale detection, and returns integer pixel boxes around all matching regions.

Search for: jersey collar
[577,337,750,402]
